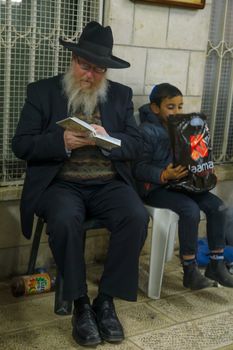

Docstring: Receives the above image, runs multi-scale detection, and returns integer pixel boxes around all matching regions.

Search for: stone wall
[105,0,212,112]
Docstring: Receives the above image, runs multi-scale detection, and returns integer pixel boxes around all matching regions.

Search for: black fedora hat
[59,21,130,69]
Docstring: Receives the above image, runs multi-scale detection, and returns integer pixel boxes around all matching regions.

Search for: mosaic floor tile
[0,318,141,350]
[0,294,61,334]
[2,258,233,350]
[149,286,233,322]
[97,340,141,350]
[117,302,174,337]
[0,319,83,350]
[130,312,233,350]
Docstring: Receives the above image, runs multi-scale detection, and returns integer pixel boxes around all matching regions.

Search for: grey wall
[105,0,212,111]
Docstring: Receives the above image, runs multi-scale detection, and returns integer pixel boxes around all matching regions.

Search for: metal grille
[201,0,233,162]
[0,0,103,185]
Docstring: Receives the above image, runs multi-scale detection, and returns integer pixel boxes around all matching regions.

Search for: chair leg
[165,215,178,262]
[27,217,72,315]
[54,270,73,315]
[27,217,44,275]
[144,206,179,299]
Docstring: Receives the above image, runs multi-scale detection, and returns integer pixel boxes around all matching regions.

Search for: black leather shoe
[205,259,233,287]
[72,304,102,346]
[92,299,124,343]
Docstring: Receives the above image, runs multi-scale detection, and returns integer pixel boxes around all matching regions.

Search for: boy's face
[151,95,183,123]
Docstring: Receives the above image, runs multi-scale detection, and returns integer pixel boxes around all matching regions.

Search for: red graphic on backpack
[190,134,208,161]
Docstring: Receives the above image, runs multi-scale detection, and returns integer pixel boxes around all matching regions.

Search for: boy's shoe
[205,259,233,287]
[183,263,212,290]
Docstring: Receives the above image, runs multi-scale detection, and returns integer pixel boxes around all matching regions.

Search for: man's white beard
[62,66,108,116]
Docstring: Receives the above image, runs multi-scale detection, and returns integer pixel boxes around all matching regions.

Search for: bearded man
[12,21,149,347]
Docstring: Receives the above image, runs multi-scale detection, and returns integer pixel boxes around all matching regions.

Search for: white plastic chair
[142,205,206,299]
[144,205,179,299]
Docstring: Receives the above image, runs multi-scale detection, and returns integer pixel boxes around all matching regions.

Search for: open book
[56,116,121,151]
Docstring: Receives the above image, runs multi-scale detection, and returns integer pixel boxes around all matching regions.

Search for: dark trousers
[145,187,226,256]
[35,179,149,301]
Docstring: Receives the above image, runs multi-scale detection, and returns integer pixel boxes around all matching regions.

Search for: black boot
[183,263,212,290]
[205,259,233,287]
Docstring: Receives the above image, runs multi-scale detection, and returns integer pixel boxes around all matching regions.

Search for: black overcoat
[12,75,142,238]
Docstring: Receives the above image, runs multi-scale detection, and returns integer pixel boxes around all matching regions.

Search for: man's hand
[162,163,188,181]
[91,124,108,135]
[64,130,96,150]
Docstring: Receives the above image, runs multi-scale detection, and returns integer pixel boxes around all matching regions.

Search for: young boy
[133,83,233,290]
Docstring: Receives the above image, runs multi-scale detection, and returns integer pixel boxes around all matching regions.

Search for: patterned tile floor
[1,255,233,350]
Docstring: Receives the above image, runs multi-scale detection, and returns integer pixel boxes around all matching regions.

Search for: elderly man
[12,21,149,346]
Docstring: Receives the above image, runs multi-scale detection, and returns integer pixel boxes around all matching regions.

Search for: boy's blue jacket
[133,103,173,197]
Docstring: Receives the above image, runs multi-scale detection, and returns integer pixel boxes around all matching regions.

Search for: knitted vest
[57,109,116,184]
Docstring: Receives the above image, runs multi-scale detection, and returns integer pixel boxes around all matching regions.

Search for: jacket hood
[139,103,162,126]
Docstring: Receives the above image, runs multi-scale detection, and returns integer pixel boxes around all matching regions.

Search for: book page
[94,133,121,150]
[56,117,94,133]
[57,116,121,150]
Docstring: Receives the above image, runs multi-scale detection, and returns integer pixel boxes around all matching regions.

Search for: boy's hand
[162,163,188,181]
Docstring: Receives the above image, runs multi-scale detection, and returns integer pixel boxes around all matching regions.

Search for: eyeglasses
[75,57,107,74]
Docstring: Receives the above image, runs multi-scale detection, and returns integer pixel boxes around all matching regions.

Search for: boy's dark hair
[149,83,182,107]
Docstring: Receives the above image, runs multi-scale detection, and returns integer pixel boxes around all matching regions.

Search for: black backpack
[167,112,217,193]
